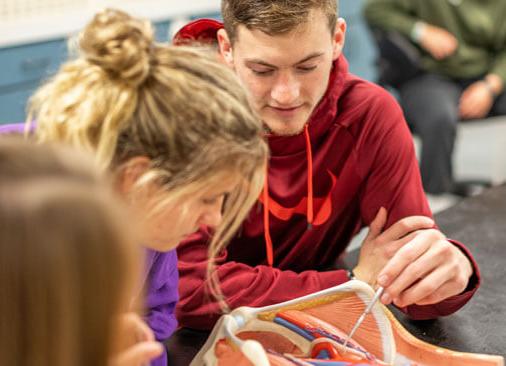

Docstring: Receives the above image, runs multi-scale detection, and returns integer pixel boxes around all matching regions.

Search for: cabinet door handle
[20,57,51,72]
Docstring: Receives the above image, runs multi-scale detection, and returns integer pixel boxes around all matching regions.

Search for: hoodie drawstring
[263,173,274,267]
[262,124,315,267]
[304,124,314,229]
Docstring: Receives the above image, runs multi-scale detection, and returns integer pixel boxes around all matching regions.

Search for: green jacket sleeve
[363,0,418,38]
[490,49,506,85]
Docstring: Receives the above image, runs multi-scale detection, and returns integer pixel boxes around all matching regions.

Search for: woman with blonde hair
[26,8,267,365]
[0,137,163,366]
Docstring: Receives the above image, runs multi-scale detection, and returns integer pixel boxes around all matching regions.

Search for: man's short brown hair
[222,0,339,43]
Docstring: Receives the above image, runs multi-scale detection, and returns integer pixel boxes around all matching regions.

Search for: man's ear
[217,28,234,67]
[117,156,152,197]
[332,18,347,60]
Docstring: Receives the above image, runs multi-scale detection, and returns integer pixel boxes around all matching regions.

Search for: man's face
[218,10,346,136]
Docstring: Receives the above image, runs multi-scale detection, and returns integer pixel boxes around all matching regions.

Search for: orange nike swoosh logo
[259,170,337,226]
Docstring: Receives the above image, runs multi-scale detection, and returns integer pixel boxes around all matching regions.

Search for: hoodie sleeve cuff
[318,269,354,289]
[397,238,480,320]
[448,238,481,293]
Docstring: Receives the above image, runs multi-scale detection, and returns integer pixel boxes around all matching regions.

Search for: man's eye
[251,69,274,76]
[297,65,317,73]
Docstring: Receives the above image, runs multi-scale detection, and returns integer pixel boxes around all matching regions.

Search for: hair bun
[80,8,154,87]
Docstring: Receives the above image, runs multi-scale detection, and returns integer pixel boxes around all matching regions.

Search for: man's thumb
[366,207,388,240]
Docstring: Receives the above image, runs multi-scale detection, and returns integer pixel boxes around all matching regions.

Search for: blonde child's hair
[28,8,267,308]
[0,137,140,366]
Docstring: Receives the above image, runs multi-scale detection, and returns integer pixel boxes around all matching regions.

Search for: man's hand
[459,81,495,119]
[377,229,473,307]
[353,207,435,285]
[419,24,458,60]
[110,312,164,366]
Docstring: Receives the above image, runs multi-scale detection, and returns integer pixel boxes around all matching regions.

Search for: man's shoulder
[336,74,404,131]
[344,74,400,111]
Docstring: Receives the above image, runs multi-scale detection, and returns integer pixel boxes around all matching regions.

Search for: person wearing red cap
[173,0,480,330]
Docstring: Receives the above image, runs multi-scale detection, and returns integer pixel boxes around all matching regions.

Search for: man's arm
[355,86,480,319]
[490,49,506,87]
[364,0,458,61]
[459,73,504,119]
[363,0,417,38]
[176,231,350,330]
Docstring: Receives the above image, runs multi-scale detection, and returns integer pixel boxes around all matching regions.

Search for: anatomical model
[191,280,504,366]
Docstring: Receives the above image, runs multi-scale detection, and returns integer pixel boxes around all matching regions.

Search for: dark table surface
[166,184,506,365]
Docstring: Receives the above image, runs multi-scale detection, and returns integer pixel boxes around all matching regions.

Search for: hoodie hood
[173,18,222,46]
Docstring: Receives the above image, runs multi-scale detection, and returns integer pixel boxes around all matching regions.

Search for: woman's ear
[116,156,152,197]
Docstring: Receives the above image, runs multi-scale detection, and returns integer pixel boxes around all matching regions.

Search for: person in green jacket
[364,0,506,195]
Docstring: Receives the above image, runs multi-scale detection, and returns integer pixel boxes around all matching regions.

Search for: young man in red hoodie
[174,0,480,330]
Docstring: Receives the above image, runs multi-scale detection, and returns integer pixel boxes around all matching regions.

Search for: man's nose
[270,72,300,105]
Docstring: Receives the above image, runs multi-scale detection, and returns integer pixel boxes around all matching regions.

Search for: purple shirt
[143,249,179,366]
[0,123,28,134]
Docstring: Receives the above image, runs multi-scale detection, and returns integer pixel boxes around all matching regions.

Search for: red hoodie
[174,20,480,330]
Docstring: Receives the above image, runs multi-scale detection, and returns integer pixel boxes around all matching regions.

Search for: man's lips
[268,105,303,111]
[267,105,305,118]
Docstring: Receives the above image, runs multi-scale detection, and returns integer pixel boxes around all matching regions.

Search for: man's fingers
[385,241,448,305]
[383,230,419,258]
[459,92,471,110]
[458,100,467,117]
[365,207,388,241]
[378,216,434,243]
[433,49,446,60]
[394,266,451,307]
[377,230,440,295]
[414,280,464,306]
[461,103,482,119]
[443,39,458,56]
[112,342,164,366]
